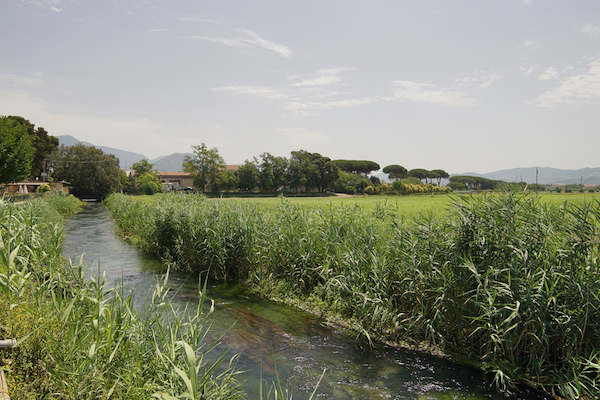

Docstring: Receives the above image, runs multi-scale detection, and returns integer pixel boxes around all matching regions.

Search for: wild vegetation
[0,194,244,399]
[106,192,600,398]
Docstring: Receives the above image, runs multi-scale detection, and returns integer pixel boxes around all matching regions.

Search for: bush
[36,183,50,193]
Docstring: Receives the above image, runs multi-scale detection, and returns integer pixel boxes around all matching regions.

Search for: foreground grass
[0,195,243,399]
[106,192,600,399]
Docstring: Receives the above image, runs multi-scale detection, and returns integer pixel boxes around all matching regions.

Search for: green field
[139,191,599,217]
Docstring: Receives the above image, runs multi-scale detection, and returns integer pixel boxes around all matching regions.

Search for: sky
[1,1,599,174]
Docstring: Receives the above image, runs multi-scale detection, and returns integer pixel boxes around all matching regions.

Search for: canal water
[62,203,550,400]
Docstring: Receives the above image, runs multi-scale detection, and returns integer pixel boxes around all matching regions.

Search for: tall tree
[253,153,288,191]
[431,169,449,186]
[0,116,35,183]
[408,168,430,183]
[288,150,338,192]
[216,169,238,192]
[382,164,408,181]
[136,172,162,195]
[236,160,259,191]
[131,159,154,176]
[7,116,59,179]
[131,158,161,194]
[333,160,380,176]
[119,169,133,194]
[50,143,119,199]
[182,143,225,192]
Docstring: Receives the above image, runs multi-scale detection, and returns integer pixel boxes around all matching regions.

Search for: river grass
[0,194,245,399]
[106,191,600,399]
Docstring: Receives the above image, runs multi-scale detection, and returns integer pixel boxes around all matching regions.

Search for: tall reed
[0,197,242,399]
[105,192,600,398]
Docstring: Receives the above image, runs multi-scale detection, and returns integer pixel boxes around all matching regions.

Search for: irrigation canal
[62,203,550,400]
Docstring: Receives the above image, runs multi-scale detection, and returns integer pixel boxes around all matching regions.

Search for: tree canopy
[136,172,162,195]
[7,116,59,179]
[0,116,35,184]
[382,164,408,181]
[182,143,225,192]
[236,160,259,191]
[131,159,154,176]
[289,150,338,192]
[50,143,119,199]
[408,168,430,183]
[449,175,501,190]
[333,159,380,176]
[431,169,449,186]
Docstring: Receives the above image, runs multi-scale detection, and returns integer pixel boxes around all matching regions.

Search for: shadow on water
[63,203,551,400]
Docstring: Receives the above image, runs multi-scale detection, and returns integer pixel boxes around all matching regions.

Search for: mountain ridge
[57,135,191,171]
[456,167,600,185]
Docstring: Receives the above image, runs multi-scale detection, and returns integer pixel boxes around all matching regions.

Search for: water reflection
[63,203,550,400]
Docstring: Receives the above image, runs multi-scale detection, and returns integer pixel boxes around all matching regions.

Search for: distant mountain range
[57,135,191,171]
[57,136,599,185]
[457,167,600,186]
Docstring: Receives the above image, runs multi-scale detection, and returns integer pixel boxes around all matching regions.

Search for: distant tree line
[181,143,453,196]
[184,146,342,194]
[6,116,596,200]
[448,175,545,192]
[0,115,456,199]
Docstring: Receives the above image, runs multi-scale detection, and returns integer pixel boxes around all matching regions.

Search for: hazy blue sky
[2,1,599,174]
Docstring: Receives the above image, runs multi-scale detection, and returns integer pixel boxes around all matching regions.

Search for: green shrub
[36,183,50,193]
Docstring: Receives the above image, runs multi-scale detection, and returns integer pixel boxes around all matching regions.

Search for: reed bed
[0,197,243,399]
[106,192,600,398]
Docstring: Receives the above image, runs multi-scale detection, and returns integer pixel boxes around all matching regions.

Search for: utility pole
[536,168,538,196]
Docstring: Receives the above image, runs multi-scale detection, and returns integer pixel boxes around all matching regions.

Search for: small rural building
[1,180,70,195]
[156,166,240,191]
[156,172,195,191]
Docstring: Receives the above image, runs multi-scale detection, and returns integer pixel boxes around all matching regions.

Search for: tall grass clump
[0,197,242,399]
[105,193,600,398]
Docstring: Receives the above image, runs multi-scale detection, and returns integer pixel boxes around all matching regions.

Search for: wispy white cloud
[533,59,600,106]
[289,67,353,87]
[214,82,377,116]
[582,24,600,36]
[191,29,291,58]
[215,69,478,115]
[213,85,291,101]
[539,67,559,80]
[21,0,63,12]
[178,15,222,24]
[520,64,538,75]
[283,97,378,115]
[391,81,477,107]
[520,39,540,50]
[144,28,171,33]
[454,70,501,89]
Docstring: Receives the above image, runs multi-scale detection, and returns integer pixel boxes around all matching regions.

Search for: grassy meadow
[105,191,600,399]
[0,194,244,399]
